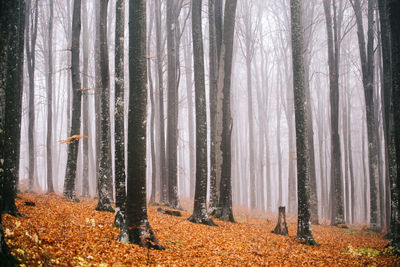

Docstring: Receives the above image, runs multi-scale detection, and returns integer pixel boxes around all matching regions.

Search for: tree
[25,0,39,192]
[213,0,237,222]
[188,0,217,226]
[63,0,82,202]
[389,0,400,251]
[323,0,345,226]
[166,0,181,208]
[114,0,126,227]
[46,0,54,194]
[351,0,380,230]
[95,0,114,212]
[290,0,317,245]
[0,0,25,216]
[155,0,167,204]
[121,0,164,250]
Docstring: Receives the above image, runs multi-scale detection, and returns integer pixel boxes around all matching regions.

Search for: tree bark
[273,206,289,236]
[96,0,114,212]
[188,0,216,226]
[64,0,82,202]
[290,0,317,245]
[121,0,164,250]
[114,0,126,227]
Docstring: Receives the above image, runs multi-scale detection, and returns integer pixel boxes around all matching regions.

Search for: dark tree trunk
[389,0,400,250]
[0,0,25,218]
[166,0,180,209]
[352,0,380,230]
[81,0,89,198]
[120,0,164,250]
[46,0,54,194]
[25,0,39,192]
[96,0,114,212]
[94,0,101,200]
[323,0,345,226]
[214,0,237,223]
[63,0,82,202]
[189,0,216,226]
[114,0,126,227]
[290,0,317,246]
[155,0,167,204]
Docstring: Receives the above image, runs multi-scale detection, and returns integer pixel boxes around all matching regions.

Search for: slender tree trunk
[155,0,167,204]
[25,0,39,192]
[46,0,54,194]
[290,0,317,245]
[214,0,237,222]
[114,0,126,227]
[120,0,164,250]
[189,0,216,226]
[64,0,82,202]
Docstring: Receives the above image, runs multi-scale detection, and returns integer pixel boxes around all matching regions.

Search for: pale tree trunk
[114,0,126,227]
[96,0,114,212]
[63,0,82,202]
[46,0,54,194]
[290,0,317,245]
[120,0,164,250]
[25,0,39,192]
[189,0,216,226]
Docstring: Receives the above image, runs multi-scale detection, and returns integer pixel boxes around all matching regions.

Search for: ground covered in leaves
[2,193,399,266]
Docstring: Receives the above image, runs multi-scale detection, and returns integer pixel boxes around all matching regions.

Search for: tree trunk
[114,0,126,227]
[155,0,167,204]
[273,206,289,236]
[46,0,54,194]
[290,0,317,245]
[63,0,82,202]
[0,0,25,217]
[166,0,180,209]
[189,0,216,226]
[214,0,237,222]
[120,0,164,250]
[96,0,114,212]
[25,0,39,192]
[352,0,380,230]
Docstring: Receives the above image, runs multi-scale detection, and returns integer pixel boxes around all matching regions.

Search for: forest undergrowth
[2,193,399,266]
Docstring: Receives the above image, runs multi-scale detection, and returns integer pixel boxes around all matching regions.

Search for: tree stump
[272,206,289,236]
[157,207,182,217]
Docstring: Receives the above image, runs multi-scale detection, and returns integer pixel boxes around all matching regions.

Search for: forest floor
[2,193,399,266]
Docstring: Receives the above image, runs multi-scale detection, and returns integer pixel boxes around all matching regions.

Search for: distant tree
[63,0,82,202]
[189,0,217,226]
[290,0,317,245]
[114,0,126,227]
[121,0,164,250]
[351,0,380,230]
[25,0,39,192]
[0,0,25,216]
[213,0,237,222]
[96,0,114,212]
[46,0,54,194]
[323,0,345,226]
